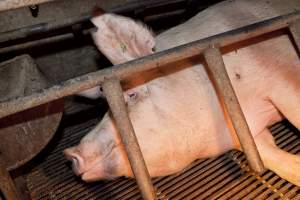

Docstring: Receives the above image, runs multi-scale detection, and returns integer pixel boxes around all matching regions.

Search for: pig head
[64,112,131,180]
[64,12,156,181]
[65,0,300,186]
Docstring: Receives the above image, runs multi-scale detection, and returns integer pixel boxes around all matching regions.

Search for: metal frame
[102,79,156,199]
[203,46,264,172]
[0,0,193,46]
[0,158,21,200]
[0,0,183,12]
[0,11,299,200]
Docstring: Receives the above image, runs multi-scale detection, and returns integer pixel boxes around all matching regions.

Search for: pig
[64,0,300,186]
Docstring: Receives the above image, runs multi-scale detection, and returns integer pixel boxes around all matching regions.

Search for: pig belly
[128,63,237,177]
[131,108,234,177]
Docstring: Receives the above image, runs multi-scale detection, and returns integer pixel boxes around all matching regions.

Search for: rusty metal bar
[102,78,157,200]
[0,0,55,12]
[203,46,264,173]
[289,18,300,52]
[0,11,299,119]
[0,159,21,200]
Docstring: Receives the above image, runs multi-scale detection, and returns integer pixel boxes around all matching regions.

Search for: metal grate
[25,102,300,200]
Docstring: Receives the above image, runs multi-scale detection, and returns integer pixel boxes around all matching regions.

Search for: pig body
[65,0,300,185]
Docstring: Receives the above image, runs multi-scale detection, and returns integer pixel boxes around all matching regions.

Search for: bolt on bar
[0,11,299,120]
[204,46,264,172]
[102,78,157,200]
[289,19,300,52]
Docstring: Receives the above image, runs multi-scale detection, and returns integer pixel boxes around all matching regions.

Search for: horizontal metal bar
[0,0,185,45]
[102,78,157,200]
[203,46,264,173]
[0,11,299,119]
[0,33,74,54]
[289,18,300,52]
[0,0,54,12]
[0,14,91,44]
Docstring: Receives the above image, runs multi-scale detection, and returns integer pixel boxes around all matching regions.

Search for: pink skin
[65,0,300,185]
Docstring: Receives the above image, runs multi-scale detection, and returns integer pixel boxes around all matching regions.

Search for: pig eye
[128,92,138,100]
[126,92,140,104]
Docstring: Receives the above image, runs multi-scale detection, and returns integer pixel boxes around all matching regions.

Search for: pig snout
[64,144,124,182]
[64,147,86,176]
[64,147,105,182]
[64,115,127,181]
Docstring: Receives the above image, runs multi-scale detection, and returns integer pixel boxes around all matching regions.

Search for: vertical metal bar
[289,19,300,52]
[203,46,264,173]
[102,78,157,200]
[0,159,21,200]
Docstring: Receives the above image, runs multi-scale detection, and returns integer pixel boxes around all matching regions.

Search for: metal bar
[0,14,91,44]
[0,0,54,12]
[102,78,157,200]
[0,0,185,44]
[0,11,299,119]
[289,18,300,52]
[0,33,74,54]
[0,159,21,200]
[0,0,181,13]
[203,46,264,173]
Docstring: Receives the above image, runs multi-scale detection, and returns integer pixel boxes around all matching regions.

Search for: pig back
[155,0,300,51]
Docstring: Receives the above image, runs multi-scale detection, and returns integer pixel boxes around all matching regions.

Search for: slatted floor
[25,100,300,199]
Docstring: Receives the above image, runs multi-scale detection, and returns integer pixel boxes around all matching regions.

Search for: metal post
[289,19,300,52]
[102,78,157,200]
[203,46,264,173]
[0,159,21,200]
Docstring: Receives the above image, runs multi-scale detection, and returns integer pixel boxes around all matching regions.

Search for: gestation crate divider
[0,11,299,200]
[102,78,157,200]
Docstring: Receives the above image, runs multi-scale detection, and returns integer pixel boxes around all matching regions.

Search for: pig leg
[268,71,300,131]
[255,129,300,186]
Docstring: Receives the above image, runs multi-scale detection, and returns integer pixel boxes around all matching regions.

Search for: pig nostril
[70,155,85,175]
[72,157,80,168]
[64,149,85,175]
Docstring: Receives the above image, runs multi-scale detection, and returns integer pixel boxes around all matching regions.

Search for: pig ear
[90,13,155,65]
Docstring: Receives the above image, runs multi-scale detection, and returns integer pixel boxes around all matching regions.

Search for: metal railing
[0,11,299,200]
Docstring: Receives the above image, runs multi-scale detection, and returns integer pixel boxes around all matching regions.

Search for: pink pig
[65,0,300,186]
